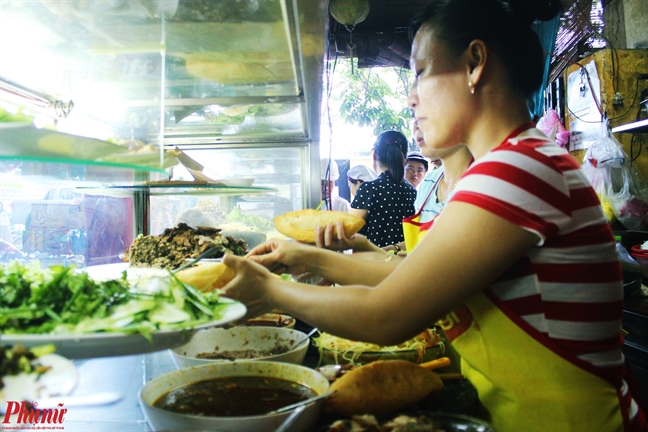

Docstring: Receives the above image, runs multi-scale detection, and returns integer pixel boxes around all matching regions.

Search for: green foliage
[0,261,231,336]
[331,60,413,137]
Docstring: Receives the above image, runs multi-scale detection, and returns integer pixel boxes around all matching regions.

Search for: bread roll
[274,209,365,243]
[325,360,443,416]
[175,262,235,292]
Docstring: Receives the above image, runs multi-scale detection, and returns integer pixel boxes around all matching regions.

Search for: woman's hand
[314,222,379,252]
[221,253,277,320]
[245,239,311,275]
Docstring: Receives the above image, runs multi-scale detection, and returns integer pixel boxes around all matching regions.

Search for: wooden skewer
[437,372,465,381]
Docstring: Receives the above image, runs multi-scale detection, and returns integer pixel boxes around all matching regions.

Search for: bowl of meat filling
[139,360,330,432]
[169,326,310,369]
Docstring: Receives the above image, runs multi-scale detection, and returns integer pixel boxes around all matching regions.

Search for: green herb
[0,261,233,337]
[224,207,274,232]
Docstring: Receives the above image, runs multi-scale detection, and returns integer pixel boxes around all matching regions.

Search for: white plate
[83,262,163,281]
[3,264,247,359]
[1,299,246,359]
[1,353,78,414]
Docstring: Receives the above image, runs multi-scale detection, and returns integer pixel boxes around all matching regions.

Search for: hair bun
[504,0,562,27]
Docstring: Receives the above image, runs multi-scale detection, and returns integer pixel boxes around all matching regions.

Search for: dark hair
[373,130,408,182]
[410,0,562,98]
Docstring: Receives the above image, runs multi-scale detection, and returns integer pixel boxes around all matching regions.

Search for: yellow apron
[403,219,628,432]
[402,175,636,432]
[442,294,630,432]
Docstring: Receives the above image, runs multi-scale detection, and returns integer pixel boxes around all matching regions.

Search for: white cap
[321,159,340,181]
[347,165,377,182]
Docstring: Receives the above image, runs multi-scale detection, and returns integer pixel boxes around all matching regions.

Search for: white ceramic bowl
[170,326,309,369]
[138,361,330,432]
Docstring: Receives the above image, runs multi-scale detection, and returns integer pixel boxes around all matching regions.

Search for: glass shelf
[0,0,326,145]
[0,124,170,184]
[76,184,277,197]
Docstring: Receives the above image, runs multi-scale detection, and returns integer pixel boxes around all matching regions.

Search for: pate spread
[124,223,246,269]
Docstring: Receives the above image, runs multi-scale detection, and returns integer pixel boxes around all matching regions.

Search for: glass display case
[0,0,329,266]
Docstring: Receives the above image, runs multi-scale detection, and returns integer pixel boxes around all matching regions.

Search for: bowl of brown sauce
[170,326,310,369]
[138,360,330,432]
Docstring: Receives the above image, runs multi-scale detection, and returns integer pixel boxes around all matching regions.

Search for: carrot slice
[419,356,451,370]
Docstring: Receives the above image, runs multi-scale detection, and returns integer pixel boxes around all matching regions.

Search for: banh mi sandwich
[175,262,235,292]
[325,360,444,416]
[274,209,365,243]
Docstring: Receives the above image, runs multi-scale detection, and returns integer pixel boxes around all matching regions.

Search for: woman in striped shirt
[222,0,646,430]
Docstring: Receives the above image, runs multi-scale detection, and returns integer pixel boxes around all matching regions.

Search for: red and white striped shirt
[452,127,645,429]
[453,127,622,364]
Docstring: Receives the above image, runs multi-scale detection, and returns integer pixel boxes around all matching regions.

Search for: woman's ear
[466,39,487,88]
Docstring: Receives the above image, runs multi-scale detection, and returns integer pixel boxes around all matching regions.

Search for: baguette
[274,209,365,243]
[325,360,443,416]
[174,262,235,292]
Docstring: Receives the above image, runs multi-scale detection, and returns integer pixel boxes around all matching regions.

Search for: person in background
[382,85,473,255]
[321,158,350,212]
[404,150,428,188]
[222,0,646,430]
[0,202,13,245]
[347,165,377,202]
[324,94,472,256]
[349,131,416,248]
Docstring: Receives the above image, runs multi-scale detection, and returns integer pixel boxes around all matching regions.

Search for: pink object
[537,108,569,148]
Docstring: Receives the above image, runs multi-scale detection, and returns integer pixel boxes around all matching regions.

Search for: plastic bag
[537,108,570,148]
[582,123,648,230]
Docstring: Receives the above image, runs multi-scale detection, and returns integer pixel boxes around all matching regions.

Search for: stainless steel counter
[60,351,177,432]
[21,323,478,432]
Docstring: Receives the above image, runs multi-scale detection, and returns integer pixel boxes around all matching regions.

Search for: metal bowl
[170,326,309,369]
[138,361,330,432]
[323,412,495,432]
[415,413,495,432]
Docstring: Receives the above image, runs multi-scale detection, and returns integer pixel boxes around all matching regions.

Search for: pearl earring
[469,81,475,94]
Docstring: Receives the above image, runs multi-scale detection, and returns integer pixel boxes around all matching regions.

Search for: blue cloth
[414,168,445,224]
[528,14,561,118]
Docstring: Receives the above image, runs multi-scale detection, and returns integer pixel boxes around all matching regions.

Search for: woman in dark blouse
[350,130,416,247]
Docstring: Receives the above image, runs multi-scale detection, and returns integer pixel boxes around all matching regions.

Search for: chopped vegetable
[0,344,55,391]
[0,261,234,338]
[313,329,443,366]
[224,207,274,232]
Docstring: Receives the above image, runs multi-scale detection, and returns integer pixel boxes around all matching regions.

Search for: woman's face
[409,27,470,151]
[411,118,425,149]
[348,181,361,197]
[409,83,459,163]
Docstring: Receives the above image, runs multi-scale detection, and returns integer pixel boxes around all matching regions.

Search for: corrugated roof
[328,0,598,83]
[549,0,596,82]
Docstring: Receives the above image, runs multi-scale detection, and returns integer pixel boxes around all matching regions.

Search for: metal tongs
[267,391,336,416]
[172,247,220,273]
